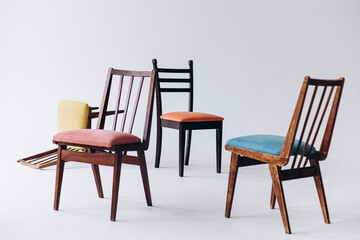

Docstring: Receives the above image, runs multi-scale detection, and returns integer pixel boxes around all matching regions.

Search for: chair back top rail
[96,68,155,149]
[279,76,344,167]
[152,59,194,115]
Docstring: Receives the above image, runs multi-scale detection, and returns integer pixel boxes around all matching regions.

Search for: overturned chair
[17,101,103,169]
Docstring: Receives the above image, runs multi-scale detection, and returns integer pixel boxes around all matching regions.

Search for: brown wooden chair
[224,76,344,233]
[52,68,156,221]
[153,59,224,177]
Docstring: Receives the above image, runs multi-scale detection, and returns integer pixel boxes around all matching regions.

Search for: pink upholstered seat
[53,129,141,148]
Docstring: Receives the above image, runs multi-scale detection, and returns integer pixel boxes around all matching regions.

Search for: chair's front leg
[110,152,122,221]
[54,145,66,211]
[216,122,223,173]
[225,153,239,218]
[179,125,186,177]
[185,130,192,166]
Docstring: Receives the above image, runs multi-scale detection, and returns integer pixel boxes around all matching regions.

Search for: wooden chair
[52,68,156,221]
[153,59,224,177]
[224,76,344,233]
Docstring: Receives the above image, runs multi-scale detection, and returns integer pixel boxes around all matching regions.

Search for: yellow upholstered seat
[58,100,89,132]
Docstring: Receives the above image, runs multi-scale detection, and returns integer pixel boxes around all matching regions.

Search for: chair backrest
[152,59,194,117]
[96,68,156,149]
[280,76,344,167]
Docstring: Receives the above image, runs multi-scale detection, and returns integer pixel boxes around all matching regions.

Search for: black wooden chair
[52,68,156,221]
[224,76,344,233]
[153,59,224,177]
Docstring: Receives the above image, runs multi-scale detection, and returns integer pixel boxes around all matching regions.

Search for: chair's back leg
[138,150,152,206]
[91,164,104,198]
[155,122,162,168]
[54,146,66,211]
[310,159,330,223]
[185,130,192,166]
[110,152,122,221]
[225,153,240,218]
[268,164,291,234]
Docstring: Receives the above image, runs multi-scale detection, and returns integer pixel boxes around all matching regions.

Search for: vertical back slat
[291,85,318,169]
[303,86,335,167]
[128,77,144,133]
[120,76,134,132]
[112,75,124,131]
[297,86,327,168]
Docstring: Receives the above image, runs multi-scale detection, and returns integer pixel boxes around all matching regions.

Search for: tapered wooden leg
[310,160,330,224]
[216,123,222,173]
[225,153,239,218]
[54,146,65,211]
[185,130,192,166]
[179,126,185,177]
[268,164,291,234]
[91,164,104,198]
[110,152,122,221]
[138,150,152,206]
[270,186,276,209]
[155,122,162,168]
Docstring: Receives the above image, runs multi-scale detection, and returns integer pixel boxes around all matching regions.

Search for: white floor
[1,151,360,240]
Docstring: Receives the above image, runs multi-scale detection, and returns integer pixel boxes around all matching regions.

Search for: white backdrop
[0,0,359,238]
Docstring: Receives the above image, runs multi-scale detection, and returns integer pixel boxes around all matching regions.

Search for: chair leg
[268,164,291,234]
[155,122,162,168]
[270,185,276,209]
[310,160,330,224]
[138,150,152,206]
[185,130,192,166]
[91,164,104,198]
[54,146,65,211]
[216,123,222,173]
[110,152,122,221]
[179,126,185,177]
[225,153,239,218]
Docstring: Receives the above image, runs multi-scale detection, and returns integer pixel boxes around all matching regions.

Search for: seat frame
[153,59,223,177]
[53,68,156,221]
[225,76,344,234]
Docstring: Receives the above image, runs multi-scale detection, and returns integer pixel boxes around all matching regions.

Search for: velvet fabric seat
[226,135,316,156]
[53,129,141,148]
[161,112,223,122]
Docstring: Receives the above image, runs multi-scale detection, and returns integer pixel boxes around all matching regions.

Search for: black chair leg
[54,146,65,211]
[185,130,192,166]
[179,126,186,177]
[155,123,162,168]
[216,123,222,173]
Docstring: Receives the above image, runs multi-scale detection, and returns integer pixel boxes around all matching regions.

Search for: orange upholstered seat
[53,129,141,148]
[161,112,224,122]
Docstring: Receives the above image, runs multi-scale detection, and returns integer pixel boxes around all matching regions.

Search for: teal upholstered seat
[226,135,316,156]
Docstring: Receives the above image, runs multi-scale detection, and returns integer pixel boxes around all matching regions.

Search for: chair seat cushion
[226,134,316,156]
[53,129,141,148]
[161,112,224,122]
